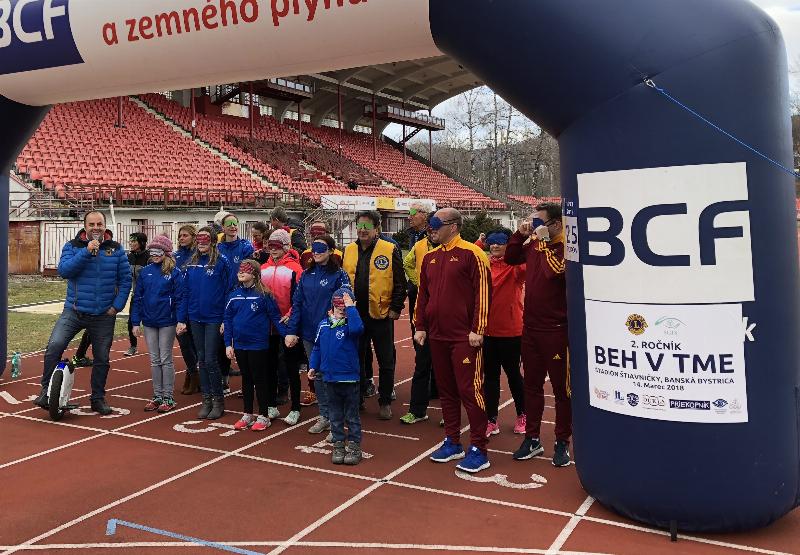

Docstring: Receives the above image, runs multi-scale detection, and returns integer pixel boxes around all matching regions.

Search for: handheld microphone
[89,231,102,256]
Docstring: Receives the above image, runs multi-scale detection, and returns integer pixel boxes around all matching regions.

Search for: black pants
[127,317,137,348]
[359,315,395,406]
[484,336,525,420]
[75,330,92,359]
[234,348,269,416]
[266,335,302,411]
[407,285,437,415]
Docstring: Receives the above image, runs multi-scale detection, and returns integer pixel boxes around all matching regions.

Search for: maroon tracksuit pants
[429,339,488,452]
[521,327,572,442]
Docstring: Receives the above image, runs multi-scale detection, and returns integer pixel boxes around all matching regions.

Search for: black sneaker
[552,440,571,467]
[71,355,93,368]
[90,399,113,416]
[364,382,377,398]
[33,387,49,410]
[513,437,544,461]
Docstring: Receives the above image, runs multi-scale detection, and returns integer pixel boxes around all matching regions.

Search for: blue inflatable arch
[1,0,797,532]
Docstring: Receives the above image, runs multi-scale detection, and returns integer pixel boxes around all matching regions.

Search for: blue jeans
[327,382,361,444]
[42,308,115,401]
[189,321,223,396]
[304,339,329,420]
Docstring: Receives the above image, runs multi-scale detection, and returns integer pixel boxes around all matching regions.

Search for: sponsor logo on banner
[0,0,84,75]
[594,387,609,400]
[669,399,711,411]
[614,391,625,404]
[655,316,685,336]
[627,393,639,407]
[626,314,648,336]
[563,198,579,262]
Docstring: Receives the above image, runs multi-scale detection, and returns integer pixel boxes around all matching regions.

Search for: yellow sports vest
[343,239,395,319]
[413,238,439,285]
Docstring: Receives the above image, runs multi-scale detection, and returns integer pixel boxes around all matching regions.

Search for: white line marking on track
[0,541,615,554]
[0,415,321,555]
[361,429,419,441]
[547,496,595,554]
[109,394,151,402]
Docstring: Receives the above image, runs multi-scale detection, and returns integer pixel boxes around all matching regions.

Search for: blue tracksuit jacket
[223,286,289,350]
[309,307,364,383]
[178,253,232,324]
[130,262,183,328]
[286,264,351,341]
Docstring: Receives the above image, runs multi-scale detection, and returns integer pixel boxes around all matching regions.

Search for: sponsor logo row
[593,387,742,414]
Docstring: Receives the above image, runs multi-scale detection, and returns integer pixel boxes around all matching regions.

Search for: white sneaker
[283,410,300,426]
[325,432,334,443]
[308,418,330,434]
[268,406,280,419]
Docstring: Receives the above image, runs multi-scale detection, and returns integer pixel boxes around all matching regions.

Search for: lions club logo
[374,255,390,270]
[335,330,345,340]
[625,314,647,336]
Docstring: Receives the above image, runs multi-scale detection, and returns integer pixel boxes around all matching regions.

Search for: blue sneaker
[430,437,465,463]
[456,446,491,473]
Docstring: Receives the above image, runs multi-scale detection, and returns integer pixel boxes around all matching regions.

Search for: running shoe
[268,406,280,419]
[251,415,271,431]
[300,391,317,406]
[513,436,544,460]
[283,410,300,426]
[157,397,177,413]
[144,396,161,412]
[308,418,330,434]
[234,414,255,430]
[456,446,491,473]
[553,440,571,467]
[430,437,465,463]
[485,421,500,437]
[123,346,137,357]
[513,414,527,434]
[400,412,428,425]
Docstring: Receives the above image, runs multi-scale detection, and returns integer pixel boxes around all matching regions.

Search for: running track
[0,318,797,554]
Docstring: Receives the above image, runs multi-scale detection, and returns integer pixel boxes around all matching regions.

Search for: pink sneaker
[234,414,254,430]
[251,415,271,431]
[513,414,527,434]
[485,421,500,437]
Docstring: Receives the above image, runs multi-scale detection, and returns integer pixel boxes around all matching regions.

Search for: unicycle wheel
[48,369,65,421]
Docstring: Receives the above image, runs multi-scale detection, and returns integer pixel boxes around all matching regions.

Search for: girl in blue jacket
[224,259,290,432]
[175,224,199,395]
[309,287,364,465]
[131,235,183,413]
[177,226,232,420]
[285,234,351,434]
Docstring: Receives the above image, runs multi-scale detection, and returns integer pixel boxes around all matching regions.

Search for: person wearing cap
[270,206,308,253]
[260,228,305,425]
[414,207,492,473]
[215,212,254,385]
[399,214,440,425]
[342,210,406,420]
[177,226,233,420]
[175,224,199,395]
[285,234,351,431]
[482,228,527,437]
[300,221,343,269]
[308,287,364,465]
[124,231,149,357]
[130,235,183,413]
[34,211,132,416]
[505,202,571,468]
[225,259,290,432]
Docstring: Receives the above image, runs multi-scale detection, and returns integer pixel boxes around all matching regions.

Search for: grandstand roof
[294,55,482,130]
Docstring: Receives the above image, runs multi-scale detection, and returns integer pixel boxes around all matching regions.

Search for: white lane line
[110,369,138,374]
[546,496,595,554]
[361,429,419,441]
[0,541,614,554]
[109,394,151,402]
[268,397,517,555]
[0,415,321,555]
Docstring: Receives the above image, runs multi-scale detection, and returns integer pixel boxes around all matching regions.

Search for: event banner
[585,300,748,423]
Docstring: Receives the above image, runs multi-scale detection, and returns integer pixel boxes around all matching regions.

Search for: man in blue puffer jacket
[34,211,132,415]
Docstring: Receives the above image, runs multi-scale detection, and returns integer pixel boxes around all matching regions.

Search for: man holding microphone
[33,211,132,415]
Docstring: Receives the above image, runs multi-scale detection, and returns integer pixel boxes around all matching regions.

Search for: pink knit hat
[268,229,291,248]
[147,234,174,255]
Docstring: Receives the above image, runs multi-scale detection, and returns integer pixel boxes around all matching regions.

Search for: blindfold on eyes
[238,263,257,274]
[312,242,330,254]
[267,241,285,250]
[485,233,509,246]
[428,216,456,231]
[332,297,346,308]
[149,249,165,257]
[196,235,212,245]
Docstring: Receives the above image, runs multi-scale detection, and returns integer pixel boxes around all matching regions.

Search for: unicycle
[47,360,79,421]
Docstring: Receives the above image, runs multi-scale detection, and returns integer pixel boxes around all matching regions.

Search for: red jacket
[504,232,566,331]
[485,256,526,337]
[415,234,491,342]
[260,251,303,316]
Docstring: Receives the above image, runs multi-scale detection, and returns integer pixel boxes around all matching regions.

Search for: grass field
[7,277,129,356]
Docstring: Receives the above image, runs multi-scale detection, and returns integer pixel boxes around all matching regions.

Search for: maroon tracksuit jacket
[415,234,491,451]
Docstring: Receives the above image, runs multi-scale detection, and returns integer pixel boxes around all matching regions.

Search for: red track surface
[0,318,797,554]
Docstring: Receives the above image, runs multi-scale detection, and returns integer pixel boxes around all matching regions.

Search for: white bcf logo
[0,0,66,48]
[577,163,753,304]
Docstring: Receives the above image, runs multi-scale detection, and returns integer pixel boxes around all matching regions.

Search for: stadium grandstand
[9,56,532,275]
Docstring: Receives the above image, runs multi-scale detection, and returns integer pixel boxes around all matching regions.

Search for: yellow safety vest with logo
[343,239,395,320]
[403,238,440,286]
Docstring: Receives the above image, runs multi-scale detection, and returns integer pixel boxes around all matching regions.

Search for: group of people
[32,201,571,473]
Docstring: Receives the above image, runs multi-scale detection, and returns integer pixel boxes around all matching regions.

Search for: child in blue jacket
[309,287,364,465]
[177,226,232,420]
[131,235,183,413]
[224,259,290,432]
